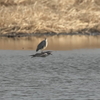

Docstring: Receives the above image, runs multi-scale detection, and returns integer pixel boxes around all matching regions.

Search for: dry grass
[0,0,100,35]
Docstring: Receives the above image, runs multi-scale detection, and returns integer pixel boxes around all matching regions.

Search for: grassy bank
[0,0,100,36]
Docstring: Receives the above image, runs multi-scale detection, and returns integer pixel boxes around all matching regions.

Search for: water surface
[0,35,100,99]
[0,35,100,50]
[0,49,100,99]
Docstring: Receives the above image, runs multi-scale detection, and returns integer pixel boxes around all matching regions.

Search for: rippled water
[0,49,100,99]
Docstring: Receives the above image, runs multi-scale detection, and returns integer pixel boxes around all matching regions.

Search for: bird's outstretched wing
[36,40,46,52]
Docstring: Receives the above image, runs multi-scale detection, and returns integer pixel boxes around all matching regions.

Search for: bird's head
[44,38,47,41]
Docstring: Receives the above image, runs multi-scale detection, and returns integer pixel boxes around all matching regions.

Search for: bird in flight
[36,38,48,53]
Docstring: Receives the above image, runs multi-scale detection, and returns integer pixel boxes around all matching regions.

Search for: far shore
[0,29,100,38]
[0,0,100,37]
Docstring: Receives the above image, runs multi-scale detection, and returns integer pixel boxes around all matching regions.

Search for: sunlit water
[0,35,100,99]
[0,35,100,50]
[0,49,100,99]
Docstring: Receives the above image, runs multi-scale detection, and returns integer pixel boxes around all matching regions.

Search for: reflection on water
[0,35,100,50]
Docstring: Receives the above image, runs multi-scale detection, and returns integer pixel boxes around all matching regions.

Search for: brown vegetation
[0,0,100,35]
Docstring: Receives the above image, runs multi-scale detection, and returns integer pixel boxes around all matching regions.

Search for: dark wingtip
[36,48,38,52]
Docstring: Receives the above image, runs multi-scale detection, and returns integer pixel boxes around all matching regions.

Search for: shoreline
[0,0,100,38]
[0,31,100,38]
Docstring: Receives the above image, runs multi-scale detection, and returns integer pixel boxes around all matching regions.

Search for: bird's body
[36,38,48,52]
